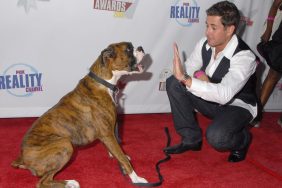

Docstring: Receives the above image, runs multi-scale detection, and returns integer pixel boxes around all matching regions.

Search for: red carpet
[0,113,282,188]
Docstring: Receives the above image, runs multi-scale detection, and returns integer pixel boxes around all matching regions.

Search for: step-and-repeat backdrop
[1,0,281,117]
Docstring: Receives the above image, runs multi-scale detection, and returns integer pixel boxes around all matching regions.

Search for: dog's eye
[126,47,133,53]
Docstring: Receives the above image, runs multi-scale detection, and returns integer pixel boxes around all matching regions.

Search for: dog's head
[101,42,144,72]
[91,42,145,81]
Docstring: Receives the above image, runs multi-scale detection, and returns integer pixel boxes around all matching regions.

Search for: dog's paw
[134,176,148,184]
[129,171,148,183]
[65,180,80,188]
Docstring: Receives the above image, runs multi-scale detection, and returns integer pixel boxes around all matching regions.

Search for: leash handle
[133,127,171,187]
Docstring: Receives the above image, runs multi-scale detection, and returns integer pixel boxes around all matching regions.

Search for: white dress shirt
[184,35,257,118]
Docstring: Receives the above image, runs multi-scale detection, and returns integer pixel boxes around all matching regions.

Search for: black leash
[132,127,171,187]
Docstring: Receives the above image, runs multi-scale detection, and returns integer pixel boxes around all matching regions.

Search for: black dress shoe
[163,142,202,154]
[228,135,252,162]
[228,149,248,162]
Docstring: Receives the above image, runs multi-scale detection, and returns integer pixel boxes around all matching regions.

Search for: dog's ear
[101,46,116,65]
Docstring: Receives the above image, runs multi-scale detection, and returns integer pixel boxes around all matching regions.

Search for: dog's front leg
[101,136,148,184]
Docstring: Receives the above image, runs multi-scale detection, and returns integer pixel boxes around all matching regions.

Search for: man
[164,1,258,163]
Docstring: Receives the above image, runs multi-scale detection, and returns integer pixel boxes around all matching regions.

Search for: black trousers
[166,76,253,151]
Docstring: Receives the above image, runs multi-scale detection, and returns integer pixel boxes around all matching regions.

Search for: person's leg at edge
[260,68,281,107]
[251,68,281,128]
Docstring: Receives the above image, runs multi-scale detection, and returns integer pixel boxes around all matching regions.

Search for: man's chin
[207,40,215,47]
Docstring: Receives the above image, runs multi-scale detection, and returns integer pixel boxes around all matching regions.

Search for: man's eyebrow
[205,22,218,27]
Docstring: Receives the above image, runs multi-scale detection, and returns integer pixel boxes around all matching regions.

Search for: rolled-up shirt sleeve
[186,50,257,105]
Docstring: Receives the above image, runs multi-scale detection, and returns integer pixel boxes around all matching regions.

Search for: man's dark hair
[206,1,241,32]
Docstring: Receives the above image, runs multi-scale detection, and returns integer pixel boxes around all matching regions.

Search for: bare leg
[260,68,281,107]
[252,68,281,128]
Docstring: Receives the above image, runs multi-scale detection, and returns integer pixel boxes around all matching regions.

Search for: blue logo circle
[2,63,39,97]
[174,0,199,27]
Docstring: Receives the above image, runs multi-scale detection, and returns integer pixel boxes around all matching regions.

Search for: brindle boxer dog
[11,42,148,188]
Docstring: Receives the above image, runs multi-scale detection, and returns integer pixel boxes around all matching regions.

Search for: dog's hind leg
[23,137,79,188]
[100,135,148,184]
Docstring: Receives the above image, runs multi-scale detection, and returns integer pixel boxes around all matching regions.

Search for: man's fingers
[172,42,184,80]
[173,42,179,51]
[173,43,180,57]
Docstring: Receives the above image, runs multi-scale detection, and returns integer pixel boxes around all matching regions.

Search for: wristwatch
[180,73,191,84]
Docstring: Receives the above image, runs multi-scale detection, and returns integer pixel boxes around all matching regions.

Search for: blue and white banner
[0,0,281,117]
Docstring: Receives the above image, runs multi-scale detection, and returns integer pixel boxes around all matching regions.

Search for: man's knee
[206,126,229,150]
[166,75,179,93]
[166,76,177,88]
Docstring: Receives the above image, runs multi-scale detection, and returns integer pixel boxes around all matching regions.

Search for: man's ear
[227,25,236,36]
[101,46,116,65]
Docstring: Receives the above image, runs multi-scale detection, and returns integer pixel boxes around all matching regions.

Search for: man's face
[205,15,234,51]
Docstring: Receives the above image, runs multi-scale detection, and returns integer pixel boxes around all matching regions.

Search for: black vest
[201,37,257,106]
